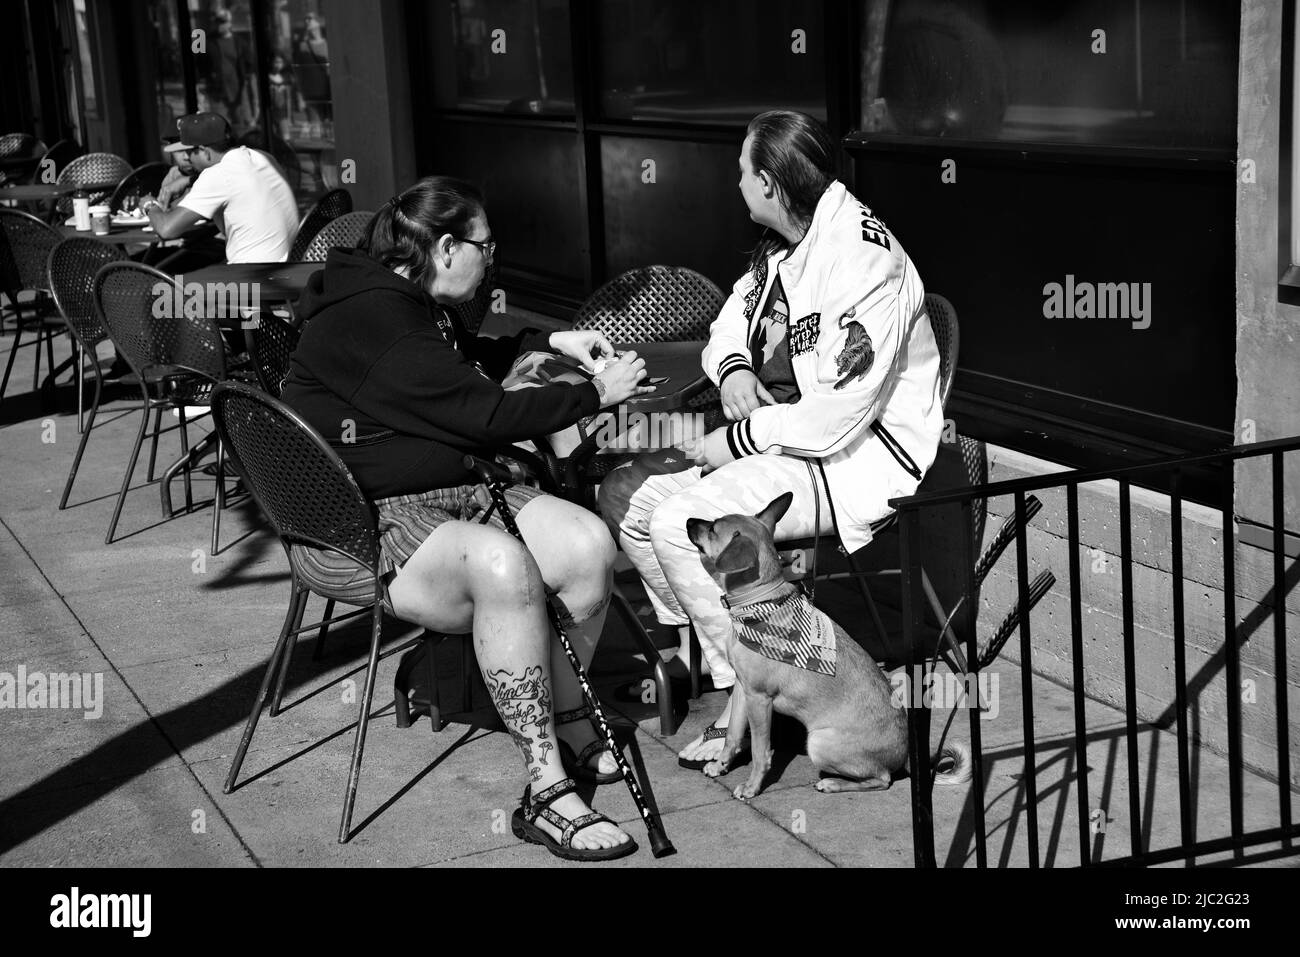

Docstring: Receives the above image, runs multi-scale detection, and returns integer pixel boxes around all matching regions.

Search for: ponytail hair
[360,175,485,290]
[744,110,838,272]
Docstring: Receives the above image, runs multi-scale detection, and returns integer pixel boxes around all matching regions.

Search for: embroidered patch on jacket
[859,204,892,252]
[732,591,837,676]
[788,312,820,357]
[834,313,874,390]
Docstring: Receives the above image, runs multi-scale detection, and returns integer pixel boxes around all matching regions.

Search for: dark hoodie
[281,248,599,498]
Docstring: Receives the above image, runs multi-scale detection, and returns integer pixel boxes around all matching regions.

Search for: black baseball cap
[164,112,232,152]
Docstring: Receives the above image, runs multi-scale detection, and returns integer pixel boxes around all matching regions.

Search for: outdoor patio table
[183,262,321,326]
[611,340,708,415]
[1,179,120,200]
[58,222,162,246]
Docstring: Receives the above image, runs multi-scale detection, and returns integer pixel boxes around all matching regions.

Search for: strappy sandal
[510,777,638,862]
[556,704,622,784]
[678,722,749,770]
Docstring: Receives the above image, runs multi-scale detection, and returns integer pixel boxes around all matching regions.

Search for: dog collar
[719,579,802,611]
[729,588,837,677]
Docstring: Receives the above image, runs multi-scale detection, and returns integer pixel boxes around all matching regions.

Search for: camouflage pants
[597,450,834,689]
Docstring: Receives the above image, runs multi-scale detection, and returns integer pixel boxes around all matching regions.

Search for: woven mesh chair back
[250,309,301,397]
[300,210,374,263]
[0,208,61,295]
[289,188,353,261]
[48,238,127,345]
[0,133,35,159]
[55,152,133,215]
[93,261,227,382]
[923,293,959,411]
[108,162,170,213]
[573,265,724,342]
[211,381,380,566]
[39,139,83,180]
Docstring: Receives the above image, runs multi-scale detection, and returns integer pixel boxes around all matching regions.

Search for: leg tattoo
[485,666,554,781]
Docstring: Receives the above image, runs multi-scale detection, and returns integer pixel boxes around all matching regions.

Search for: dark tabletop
[58,222,159,246]
[184,262,321,326]
[613,340,708,413]
[2,180,122,201]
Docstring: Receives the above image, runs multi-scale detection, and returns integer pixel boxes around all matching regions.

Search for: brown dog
[686,492,971,800]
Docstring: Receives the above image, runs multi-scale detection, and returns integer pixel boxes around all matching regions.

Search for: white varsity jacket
[700,180,944,552]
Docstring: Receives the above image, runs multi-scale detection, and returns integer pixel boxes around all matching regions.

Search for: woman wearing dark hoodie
[281,176,652,861]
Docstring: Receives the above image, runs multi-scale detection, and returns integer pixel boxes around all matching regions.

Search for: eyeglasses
[455,236,496,262]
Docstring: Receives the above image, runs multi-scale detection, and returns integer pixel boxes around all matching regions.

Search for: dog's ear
[685,517,711,551]
[715,533,759,573]
[755,491,794,532]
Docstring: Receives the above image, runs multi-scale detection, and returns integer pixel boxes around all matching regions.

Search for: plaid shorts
[288,483,546,610]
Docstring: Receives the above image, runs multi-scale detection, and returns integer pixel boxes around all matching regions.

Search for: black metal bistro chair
[93,260,239,549]
[211,380,458,843]
[107,162,170,213]
[0,209,67,406]
[47,237,128,506]
[53,152,133,218]
[299,210,374,262]
[247,308,301,398]
[288,187,352,262]
[769,293,978,675]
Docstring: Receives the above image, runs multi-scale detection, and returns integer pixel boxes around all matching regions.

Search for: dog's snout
[685,518,709,549]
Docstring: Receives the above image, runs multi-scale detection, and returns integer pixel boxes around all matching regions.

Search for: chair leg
[210,438,225,555]
[921,568,969,675]
[105,401,151,545]
[178,405,193,513]
[393,639,424,730]
[224,584,304,793]
[60,367,103,509]
[610,587,677,735]
[31,323,42,392]
[1,319,24,402]
[688,625,703,700]
[42,325,56,396]
[338,602,385,844]
[76,343,94,434]
[145,406,163,481]
[269,588,310,717]
[311,598,335,661]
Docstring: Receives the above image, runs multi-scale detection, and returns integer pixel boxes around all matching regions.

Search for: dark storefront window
[149,0,187,134]
[594,0,826,124]
[428,0,575,115]
[866,0,1238,149]
[189,1,261,137]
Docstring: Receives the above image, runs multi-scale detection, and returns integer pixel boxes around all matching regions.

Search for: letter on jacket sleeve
[727,264,911,459]
[701,269,759,387]
[347,327,599,447]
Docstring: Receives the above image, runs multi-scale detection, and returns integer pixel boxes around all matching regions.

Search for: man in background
[140,112,298,264]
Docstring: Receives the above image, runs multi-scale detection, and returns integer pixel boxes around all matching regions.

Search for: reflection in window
[428,0,574,115]
[150,0,185,136]
[188,0,261,137]
[595,0,826,123]
[864,0,1238,149]
[262,0,335,191]
[72,0,97,115]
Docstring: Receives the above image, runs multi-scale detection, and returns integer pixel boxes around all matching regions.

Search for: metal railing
[890,436,1300,867]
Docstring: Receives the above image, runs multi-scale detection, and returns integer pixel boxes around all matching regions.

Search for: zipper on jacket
[870,420,922,481]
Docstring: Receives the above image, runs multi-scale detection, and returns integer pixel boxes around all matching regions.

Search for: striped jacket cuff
[715,352,752,386]
[725,418,762,459]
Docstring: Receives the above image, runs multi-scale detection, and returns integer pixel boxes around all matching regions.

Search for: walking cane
[464,455,676,858]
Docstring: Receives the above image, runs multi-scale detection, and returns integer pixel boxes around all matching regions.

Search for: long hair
[360,175,484,291]
[744,110,837,272]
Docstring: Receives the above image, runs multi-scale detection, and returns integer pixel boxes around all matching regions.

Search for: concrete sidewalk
[0,329,1293,868]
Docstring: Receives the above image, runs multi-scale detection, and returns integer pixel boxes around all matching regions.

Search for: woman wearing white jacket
[599,111,944,769]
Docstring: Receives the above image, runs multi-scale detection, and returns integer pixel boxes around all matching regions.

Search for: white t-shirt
[179,147,298,263]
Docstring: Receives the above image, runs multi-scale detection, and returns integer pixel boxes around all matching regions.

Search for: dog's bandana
[729,589,837,676]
